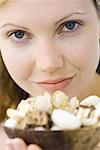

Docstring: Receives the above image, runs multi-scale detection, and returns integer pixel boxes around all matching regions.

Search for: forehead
[2,0,93,12]
[0,0,96,28]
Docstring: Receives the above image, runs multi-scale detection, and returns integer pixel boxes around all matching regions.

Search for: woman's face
[0,0,99,98]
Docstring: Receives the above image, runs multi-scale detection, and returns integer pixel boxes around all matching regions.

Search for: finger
[11,138,27,150]
[27,144,42,150]
[5,139,15,150]
[5,138,27,150]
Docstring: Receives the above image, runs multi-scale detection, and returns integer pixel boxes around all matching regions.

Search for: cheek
[1,50,34,80]
[72,43,99,71]
[70,44,94,68]
[61,37,99,71]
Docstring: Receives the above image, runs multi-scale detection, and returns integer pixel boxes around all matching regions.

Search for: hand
[4,138,42,150]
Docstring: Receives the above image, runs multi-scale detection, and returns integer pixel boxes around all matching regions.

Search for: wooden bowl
[4,124,100,150]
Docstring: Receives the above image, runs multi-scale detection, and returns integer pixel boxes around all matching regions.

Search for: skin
[0,0,99,149]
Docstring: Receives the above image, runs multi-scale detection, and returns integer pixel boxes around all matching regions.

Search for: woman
[0,0,100,149]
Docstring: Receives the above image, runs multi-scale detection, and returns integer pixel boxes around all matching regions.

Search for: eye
[13,31,25,39]
[58,20,82,34]
[8,30,32,43]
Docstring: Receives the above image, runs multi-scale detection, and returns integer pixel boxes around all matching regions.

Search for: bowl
[4,123,100,150]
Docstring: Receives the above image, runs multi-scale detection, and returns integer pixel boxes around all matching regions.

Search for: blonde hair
[0,0,100,122]
[0,54,28,122]
[0,0,8,7]
[0,0,6,4]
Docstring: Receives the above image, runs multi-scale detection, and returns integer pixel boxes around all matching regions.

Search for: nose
[36,42,64,73]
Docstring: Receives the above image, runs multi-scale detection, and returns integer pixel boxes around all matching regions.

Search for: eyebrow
[0,23,30,31]
[0,11,87,30]
[55,11,88,25]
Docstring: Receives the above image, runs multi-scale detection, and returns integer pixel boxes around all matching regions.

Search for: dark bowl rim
[4,122,100,133]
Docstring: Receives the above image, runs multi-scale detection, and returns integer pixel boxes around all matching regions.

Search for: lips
[37,76,75,92]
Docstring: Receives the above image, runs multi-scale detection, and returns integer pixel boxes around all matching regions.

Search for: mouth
[37,76,75,92]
